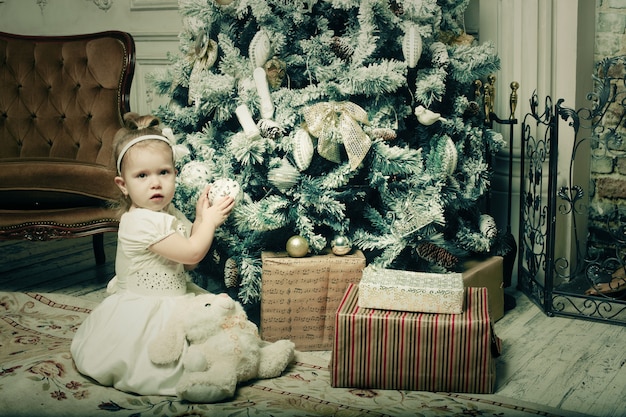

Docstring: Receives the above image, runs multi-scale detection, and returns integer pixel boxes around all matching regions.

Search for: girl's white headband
[116,135,172,174]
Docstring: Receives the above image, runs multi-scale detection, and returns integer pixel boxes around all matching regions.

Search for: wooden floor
[1,235,624,417]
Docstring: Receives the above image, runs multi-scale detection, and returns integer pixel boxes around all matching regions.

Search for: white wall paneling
[479,0,595,286]
[131,32,181,114]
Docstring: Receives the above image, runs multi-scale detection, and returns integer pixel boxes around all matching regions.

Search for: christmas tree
[148,0,505,306]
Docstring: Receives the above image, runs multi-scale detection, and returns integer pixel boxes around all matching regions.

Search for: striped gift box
[331,283,501,393]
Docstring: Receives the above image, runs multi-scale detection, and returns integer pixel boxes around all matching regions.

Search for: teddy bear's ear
[148,304,188,365]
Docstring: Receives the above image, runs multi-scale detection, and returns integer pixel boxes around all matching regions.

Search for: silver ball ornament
[331,235,352,256]
[286,235,309,258]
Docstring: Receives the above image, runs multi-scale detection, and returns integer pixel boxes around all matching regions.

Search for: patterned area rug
[0,292,584,417]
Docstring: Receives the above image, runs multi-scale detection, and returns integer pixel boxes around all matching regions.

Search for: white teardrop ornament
[249,29,273,68]
[441,136,458,176]
[292,128,314,171]
[402,24,423,68]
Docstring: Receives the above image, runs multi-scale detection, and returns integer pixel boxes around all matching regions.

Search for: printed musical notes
[260,249,366,350]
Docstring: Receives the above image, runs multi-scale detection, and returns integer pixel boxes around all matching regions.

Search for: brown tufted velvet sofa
[0,31,135,264]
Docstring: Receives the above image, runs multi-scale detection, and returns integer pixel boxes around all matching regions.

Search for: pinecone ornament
[389,0,404,16]
[224,257,239,288]
[464,101,481,118]
[479,214,498,239]
[416,242,459,269]
[331,36,354,62]
[370,127,397,141]
[257,118,285,140]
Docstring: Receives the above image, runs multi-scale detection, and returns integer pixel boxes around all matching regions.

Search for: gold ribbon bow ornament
[302,101,372,170]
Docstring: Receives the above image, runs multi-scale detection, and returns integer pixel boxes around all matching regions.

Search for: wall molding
[132,32,180,42]
[130,0,178,11]
[91,0,113,11]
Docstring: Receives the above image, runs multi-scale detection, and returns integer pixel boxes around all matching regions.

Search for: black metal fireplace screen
[518,55,626,326]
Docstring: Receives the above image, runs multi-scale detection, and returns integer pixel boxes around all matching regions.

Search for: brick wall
[589,0,626,250]
[595,0,626,60]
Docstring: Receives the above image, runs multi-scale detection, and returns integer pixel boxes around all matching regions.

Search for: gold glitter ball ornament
[286,235,309,258]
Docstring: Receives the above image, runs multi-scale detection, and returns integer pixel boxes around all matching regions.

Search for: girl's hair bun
[123,112,161,131]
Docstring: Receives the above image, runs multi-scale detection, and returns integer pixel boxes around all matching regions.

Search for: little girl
[71,113,235,396]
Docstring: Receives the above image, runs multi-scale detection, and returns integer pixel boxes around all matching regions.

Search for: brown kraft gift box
[331,283,501,393]
[462,256,504,321]
[260,249,366,351]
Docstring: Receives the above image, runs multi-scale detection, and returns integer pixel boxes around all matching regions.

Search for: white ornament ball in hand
[208,178,241,205]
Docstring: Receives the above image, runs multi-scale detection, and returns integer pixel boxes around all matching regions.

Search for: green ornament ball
[331,235,352,256]
[286,235,309,258]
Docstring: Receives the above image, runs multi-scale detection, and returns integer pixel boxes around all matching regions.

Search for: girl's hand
[208,195,235,227]
[195,185,212,223]
[195,185,235,228]
[153,186,235,266]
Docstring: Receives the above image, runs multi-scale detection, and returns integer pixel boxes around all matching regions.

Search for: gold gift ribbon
[302,101,372,170]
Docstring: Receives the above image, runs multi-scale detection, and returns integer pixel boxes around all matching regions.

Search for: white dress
[71,206,204,396]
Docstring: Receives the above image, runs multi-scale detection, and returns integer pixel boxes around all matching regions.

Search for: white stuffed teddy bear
[148,292,295,403]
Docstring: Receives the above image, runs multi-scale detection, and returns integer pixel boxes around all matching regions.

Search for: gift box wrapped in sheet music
[358,265,465,314]
[260,249,366,351]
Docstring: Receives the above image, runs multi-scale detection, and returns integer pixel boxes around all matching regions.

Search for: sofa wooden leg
[93,234,106,265]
